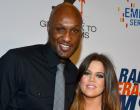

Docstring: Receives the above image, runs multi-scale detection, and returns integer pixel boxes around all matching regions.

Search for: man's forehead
[48,3,82,26]
[51,3,80,18]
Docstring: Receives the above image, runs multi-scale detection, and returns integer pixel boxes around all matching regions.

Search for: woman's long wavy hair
[70,53,121,110]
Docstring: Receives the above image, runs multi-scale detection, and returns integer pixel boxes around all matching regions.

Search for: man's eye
[71,29,81,33]
[56,27,65,32]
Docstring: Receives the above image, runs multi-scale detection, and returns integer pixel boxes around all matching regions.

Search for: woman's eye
[83,71,91,75]
[96,73,104,78]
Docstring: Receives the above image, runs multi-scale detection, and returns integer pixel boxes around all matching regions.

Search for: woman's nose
[89,74,95,82]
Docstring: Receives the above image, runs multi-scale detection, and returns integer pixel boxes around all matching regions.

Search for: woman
[70,53,121,110]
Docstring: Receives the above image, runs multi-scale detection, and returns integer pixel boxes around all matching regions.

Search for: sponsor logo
[119,68,140,110]
[117,0,140,28]
[82,22,97,39]
[40,20,47,27]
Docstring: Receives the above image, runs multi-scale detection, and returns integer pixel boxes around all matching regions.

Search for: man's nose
[63,31,72,42]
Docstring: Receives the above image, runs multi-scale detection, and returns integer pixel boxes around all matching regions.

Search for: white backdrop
[0,0,140,110]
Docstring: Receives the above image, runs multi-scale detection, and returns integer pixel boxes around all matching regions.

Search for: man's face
[48,10,82,59]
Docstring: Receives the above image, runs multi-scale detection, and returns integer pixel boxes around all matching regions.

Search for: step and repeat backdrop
[0,0,139,110]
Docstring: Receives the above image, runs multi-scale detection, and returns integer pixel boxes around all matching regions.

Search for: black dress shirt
[0,43,78,110]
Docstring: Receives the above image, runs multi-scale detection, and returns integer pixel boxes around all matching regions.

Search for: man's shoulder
[2,44,46,59]
[13,44,44,52]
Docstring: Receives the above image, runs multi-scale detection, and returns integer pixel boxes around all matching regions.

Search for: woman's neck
[84,95,102,110]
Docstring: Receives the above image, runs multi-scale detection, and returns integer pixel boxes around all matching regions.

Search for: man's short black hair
[64,0,76,4]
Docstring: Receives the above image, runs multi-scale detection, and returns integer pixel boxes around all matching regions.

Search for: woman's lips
[86,84,96,89]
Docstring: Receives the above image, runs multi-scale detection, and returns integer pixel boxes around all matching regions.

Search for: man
[0,2,83,110]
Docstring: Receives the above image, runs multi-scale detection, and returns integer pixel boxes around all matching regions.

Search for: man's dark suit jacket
[0,43,78,110]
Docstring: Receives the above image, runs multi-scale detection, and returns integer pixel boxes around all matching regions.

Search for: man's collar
[43,43,70,68]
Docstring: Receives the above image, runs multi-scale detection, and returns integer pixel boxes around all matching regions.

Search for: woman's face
[79,60,105,99]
